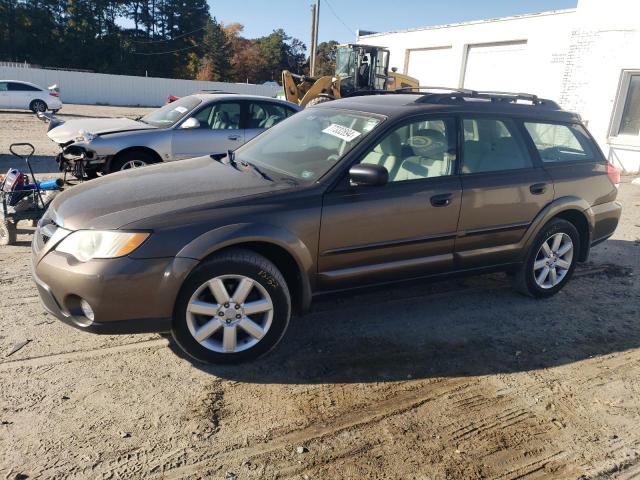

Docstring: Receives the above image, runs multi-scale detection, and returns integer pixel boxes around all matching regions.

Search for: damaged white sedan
[44,94,300,179]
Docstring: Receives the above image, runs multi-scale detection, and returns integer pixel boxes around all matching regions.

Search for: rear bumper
[590,201,622,246]
[32,250,197,334]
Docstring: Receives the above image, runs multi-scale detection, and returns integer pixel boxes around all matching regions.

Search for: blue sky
[209,0,578,46]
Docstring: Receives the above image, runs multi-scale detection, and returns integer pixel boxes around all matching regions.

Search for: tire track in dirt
[151,379,470,479]
[0,338,168,371]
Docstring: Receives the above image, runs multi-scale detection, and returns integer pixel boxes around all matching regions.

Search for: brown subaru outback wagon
[31,90,622,364]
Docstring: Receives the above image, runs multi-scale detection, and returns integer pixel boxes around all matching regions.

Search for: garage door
[463,41,528,92]
[406,47,456,88]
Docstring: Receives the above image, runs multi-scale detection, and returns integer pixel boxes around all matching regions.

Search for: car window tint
[210,102,241,130]
[524,122,595,163]
[462,118,533,173]
[247,102,293,129]
[0,82,7,92]
[361,118,457,182]
[8,82,40,91]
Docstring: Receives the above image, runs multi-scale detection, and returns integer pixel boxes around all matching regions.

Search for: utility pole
[310,0,320,76]
[310,3,317,76]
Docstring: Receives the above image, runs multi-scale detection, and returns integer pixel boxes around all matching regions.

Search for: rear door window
[461,118,533,174]
[524,122,595,163]
[8,82,40,91]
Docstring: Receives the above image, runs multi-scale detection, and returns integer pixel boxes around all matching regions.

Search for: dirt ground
[1,105,640,480]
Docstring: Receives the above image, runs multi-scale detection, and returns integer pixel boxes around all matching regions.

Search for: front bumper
[32,244,197,334]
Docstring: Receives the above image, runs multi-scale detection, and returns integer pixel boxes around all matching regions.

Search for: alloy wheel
[533,232,574,289]
[185,275,274,353]
[121,159,147,170]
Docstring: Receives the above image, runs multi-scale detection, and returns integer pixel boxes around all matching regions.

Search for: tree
[222,22,265,83]
[254,29,306,81]
[315,40,339,77]
[195,17,231,81]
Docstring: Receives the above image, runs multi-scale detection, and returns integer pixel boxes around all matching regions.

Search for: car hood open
[47,117,156,144]
[47,156,289,230]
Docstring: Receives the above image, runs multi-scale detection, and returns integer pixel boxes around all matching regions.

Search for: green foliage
[315,40,339,77]
[0,1,325,84]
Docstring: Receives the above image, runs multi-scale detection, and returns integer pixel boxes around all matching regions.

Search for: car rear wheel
[511,218,580,298]
[29,100,48,113]
[108,151,156,173]
[171,249,291,364]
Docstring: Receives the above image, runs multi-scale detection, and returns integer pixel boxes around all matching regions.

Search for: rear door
[244,101,297,142]
[318,116,462,289]
[455,116,553,268]
[8,82,41,109]
[171,100,244,160]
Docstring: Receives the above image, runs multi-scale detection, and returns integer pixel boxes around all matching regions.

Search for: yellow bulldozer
[282,44,419,107]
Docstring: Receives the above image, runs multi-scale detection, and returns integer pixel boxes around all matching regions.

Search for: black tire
[108,150,157,173]
[29,99,48,113]
[0,220,17,246]
[306,96,333,107]
[511,218,580,298]
[171,248,292,364]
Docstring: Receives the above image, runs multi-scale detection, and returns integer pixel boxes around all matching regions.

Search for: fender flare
[176,223,314,311]
[519,196,594,262]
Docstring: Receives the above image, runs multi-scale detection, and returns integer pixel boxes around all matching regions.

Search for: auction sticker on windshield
[322,124,361,142]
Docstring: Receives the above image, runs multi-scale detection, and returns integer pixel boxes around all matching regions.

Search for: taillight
[607,162,621,188]
[49,91,59,97]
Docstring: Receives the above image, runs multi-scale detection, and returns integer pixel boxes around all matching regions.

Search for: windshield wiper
[238,159,272,181]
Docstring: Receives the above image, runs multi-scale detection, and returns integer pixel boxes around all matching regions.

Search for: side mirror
[180,117,200,129]
[349,164,388,187]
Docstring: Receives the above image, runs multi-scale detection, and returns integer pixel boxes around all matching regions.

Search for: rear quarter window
[524,122,596,163]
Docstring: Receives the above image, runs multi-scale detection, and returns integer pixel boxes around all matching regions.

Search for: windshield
[234,108,384,182]
[141,96,201,127]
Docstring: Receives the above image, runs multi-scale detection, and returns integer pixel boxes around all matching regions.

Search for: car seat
[361,132,402,178]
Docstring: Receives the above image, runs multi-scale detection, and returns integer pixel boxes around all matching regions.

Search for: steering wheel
[327,154,340,163]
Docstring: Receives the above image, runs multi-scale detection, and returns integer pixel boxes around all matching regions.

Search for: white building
[357,0,640,173]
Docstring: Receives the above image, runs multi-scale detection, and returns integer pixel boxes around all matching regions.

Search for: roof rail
[395,86,560,109]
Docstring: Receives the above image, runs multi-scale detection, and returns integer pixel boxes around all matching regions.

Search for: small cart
[1,143,49,246]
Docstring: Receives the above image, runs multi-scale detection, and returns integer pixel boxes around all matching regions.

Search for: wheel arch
[108,146,162,172]
[522,196,594,262]
[176,223,314,314]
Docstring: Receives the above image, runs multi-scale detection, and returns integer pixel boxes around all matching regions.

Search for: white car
[0,80,62,113]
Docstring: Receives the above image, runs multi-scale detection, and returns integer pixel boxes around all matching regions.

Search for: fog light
[80,299,95,322]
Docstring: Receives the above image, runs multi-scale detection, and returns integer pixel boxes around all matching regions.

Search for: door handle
[228,134,241,140]
[430,193,453,207]
[529,183,547,195]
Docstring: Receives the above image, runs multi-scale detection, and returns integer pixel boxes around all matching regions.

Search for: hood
[47,117,156,144]
[48,156,290,230]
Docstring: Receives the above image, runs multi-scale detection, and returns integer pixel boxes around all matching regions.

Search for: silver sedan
[46,94,300,177]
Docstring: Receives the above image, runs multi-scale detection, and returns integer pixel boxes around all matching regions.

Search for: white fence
[0,65,281,107]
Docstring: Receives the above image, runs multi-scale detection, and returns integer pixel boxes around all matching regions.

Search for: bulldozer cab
[335,44,390,95]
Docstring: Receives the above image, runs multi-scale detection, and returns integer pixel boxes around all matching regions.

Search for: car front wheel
[171,249,291,364]
[511,218,580,298]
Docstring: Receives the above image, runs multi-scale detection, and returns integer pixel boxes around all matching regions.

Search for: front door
[455,116,554,267]
[244,101,297,143]
[171,101,245,160]
[318,116,462,290]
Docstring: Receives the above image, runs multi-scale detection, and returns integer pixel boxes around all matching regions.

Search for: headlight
[56,230,150,262]
[75,129,96,143]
